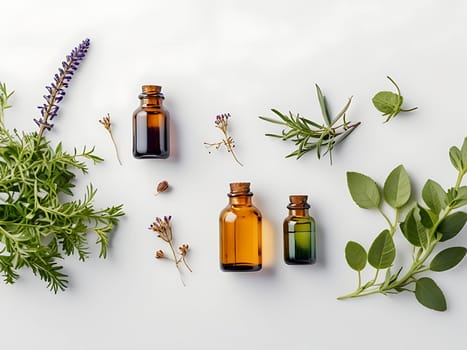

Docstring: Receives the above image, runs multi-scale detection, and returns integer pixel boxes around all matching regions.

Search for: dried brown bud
[178,244,189,257]
[155,250,166,259]
[98,114,112,130]
[155,180,169,195]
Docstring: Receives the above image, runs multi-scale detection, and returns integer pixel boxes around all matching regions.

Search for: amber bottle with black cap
[132,85,170,158]
[219,182,262,271]
[283,195,316,265]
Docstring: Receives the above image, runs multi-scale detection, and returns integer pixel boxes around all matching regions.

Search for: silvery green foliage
[259,85,360,164]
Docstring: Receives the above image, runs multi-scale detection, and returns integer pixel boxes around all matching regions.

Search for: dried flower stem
[149,216,192,286]
[99,114,122,165]
[204,113,243,166]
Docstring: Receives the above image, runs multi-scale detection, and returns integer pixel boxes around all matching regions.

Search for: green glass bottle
[283,195,316,265]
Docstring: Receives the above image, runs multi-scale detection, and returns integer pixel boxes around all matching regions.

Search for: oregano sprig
[338,137,467,311]
[259,84,360,164]
[372,76,418,123]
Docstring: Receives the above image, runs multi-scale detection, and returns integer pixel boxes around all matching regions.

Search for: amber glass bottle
[219,182,262,271]
[283,195,316,265]
[132,85,170,158]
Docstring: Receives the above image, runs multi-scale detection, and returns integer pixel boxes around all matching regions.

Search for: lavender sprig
[204,113,243,166]
[35,38,90,138]
[149,215,192,286]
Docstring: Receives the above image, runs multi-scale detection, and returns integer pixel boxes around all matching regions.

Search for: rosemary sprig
[0,39,125,293]
[259,84,360,164]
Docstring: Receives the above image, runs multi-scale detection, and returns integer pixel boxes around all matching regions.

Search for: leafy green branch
[338,137,467,311]
[0,83,124,293]
[259,84,361,164]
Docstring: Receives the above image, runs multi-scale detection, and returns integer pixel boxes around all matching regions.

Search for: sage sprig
[259,84,360,164]
[338,137,467,311]
[372,76,417,123]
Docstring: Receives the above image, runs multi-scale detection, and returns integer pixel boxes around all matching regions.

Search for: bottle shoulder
[284,215,315,223]
[133,107,169,115]
[220,204,262,218]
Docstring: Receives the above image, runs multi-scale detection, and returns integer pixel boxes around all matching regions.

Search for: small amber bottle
[132,85,170,158]
[219,182,262,271]
[284,195,316,265]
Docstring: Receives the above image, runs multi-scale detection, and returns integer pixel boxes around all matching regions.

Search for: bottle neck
[229,195,253,206]
[140,96,163,107]
[289,208,309,217]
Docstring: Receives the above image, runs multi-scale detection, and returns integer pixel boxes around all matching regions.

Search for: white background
[1,0,466,349]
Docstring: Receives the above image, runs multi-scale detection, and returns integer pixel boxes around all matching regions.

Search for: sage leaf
[372,76,417,123]
[347,172,381,209]
[383,165,411,208]
[345,241,367,271]
[422,179,447,214]
[430,247,467,272]
[449,146,464,172]
[368,230,396,269]
[438,211,467,242]
[415,278,447,311]
[372,91,401,115]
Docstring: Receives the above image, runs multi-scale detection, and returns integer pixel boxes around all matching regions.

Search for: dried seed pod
[155,180,169,195]
[155,250,165,259]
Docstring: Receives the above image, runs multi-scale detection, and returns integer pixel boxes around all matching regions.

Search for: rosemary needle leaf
[264,133,283,138]
[258,116,286,125]
[316,84,331,126]
[331,97,353,125]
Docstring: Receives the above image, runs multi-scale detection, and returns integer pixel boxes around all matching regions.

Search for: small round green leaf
[368,230,396,269]
[438,211,467,242]
[430,247,467,272]
[372,91,400,114]
[415,278,447,311]
[422,179,447,215]
[345,241,367,271]
[347,172,381,209]
[383,165,411,208]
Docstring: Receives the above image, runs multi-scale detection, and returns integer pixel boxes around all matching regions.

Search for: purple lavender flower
[35,38,90,137]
